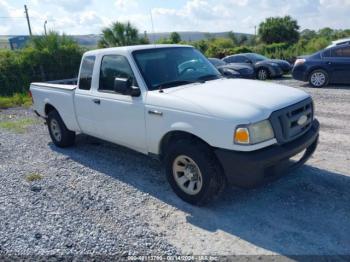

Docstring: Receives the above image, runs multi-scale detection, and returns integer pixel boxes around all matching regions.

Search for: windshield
[133,47,221,90]
[246,53,268,62]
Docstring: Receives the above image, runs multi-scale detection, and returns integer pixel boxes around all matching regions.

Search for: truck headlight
[234,120,274,145]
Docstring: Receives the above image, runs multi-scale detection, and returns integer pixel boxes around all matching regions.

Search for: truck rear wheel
[47,110,75,148]
[164,139,226,205]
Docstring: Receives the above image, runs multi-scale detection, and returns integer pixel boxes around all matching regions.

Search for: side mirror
[129,86,141,97]
[245,60,252,64]
[114,77,141,97]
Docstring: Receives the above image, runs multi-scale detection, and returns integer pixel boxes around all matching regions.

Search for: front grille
[270,98,313,144]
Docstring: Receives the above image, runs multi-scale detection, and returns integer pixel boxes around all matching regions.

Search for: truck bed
[31,82,76,90]
[30,80,80,132]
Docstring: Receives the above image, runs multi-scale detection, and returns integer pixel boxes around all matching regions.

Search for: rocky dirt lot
[0,77,349,258]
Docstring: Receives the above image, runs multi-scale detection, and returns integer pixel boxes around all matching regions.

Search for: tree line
[1,16,349,96]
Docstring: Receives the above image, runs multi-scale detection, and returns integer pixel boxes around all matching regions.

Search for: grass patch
[26,173,43,182]
[0,93,32,109]
[0,118,38,133]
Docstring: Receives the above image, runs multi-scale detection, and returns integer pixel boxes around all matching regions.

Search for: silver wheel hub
[258,70,267,80]
[172,155,203,195]
[311,72,326,87]
[50,119,62,142]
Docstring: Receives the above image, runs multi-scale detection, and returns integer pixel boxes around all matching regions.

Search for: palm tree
[98,21,148,48]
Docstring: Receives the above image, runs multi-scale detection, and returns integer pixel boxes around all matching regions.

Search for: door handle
[148,110,163,116]
[93,99,101,105]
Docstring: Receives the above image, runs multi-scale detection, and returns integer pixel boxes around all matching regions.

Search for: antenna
[150,9,156,46]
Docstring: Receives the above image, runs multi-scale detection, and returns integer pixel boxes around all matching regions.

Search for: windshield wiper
[154,80,196,90]
[196,74,221,82]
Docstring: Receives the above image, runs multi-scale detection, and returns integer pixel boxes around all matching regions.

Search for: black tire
[257,68,269,80]
[164,139,226,206]
[309,69,329,88]
[47,110,75,148]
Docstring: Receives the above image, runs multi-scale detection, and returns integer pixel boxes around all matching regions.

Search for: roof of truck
[84,44,193,56]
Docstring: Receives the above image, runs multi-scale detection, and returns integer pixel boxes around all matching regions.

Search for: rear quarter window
[79,56,96,90]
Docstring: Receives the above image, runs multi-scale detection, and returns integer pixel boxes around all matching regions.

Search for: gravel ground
[0,77,349,258]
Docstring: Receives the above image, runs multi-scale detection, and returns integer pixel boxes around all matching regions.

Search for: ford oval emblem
[297,115,308,126]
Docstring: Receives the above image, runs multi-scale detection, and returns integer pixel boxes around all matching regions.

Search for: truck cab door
[74,55,100,136]
[89,55,147,153]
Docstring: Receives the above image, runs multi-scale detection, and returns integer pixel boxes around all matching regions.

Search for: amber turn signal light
[234,128,250,144]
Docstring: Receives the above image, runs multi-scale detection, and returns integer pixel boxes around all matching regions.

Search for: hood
[146,78,310,123]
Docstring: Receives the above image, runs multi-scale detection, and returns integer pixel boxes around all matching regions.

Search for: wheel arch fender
[307,66,330,78]
[256,65,271,74]
[158,123,211,160]
[44,101,57,117]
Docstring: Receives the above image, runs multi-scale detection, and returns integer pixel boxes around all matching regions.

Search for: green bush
[0,32,83,96]
[229,46,253,55]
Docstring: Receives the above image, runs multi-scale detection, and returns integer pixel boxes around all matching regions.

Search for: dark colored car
[208,58,255,79]
[222,53,292,80]
[293,41,350,88]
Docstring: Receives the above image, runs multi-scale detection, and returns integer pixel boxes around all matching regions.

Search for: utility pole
[254,25,257,37]
[24,5,32,36]
[44,20,47,35]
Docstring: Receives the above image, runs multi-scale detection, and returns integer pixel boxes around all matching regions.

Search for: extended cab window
[99,55,138,92]
[79,56,96,90]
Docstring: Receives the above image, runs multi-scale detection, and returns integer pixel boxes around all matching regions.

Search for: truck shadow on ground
[50,135,350,255]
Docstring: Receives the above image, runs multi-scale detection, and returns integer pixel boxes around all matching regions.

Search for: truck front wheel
[164,139,226,205]
[47,110,75,148]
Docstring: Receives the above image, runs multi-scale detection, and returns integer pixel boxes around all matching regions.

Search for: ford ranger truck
[30,45,319,205]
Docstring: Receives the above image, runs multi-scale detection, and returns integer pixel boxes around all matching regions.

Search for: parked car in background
[293,40,350,88]
[208,58,255,79]
[222,53,292,80]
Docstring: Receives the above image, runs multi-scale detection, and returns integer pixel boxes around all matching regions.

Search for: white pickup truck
[30,44,319,205]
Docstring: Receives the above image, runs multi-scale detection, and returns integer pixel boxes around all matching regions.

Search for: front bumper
[269,66,284,78]
[292,65,309,82]
[215,119,319,188]
[282,67,292,74]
